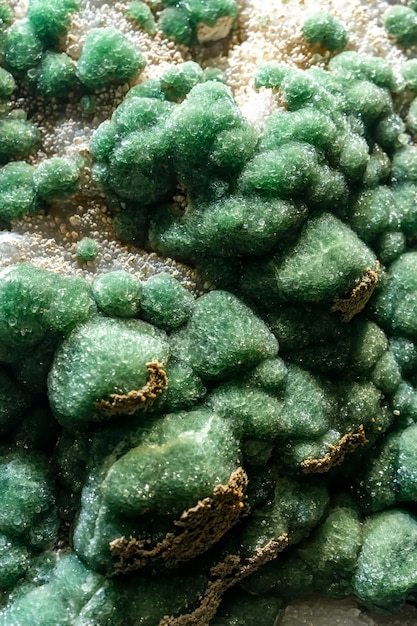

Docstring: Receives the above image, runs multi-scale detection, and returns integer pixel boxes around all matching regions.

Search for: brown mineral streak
[110,467,249,574]
[95,360,167,416]
[301,424,368,474]
[158,535,289,626]
[331,261,380,322]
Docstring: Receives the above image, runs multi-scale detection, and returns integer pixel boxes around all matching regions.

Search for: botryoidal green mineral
[157,0,238,47]
[302,11,349,51]
[6,12,417,626]
[125,0,156,35]
[76,27,145,91]
[76,237,99,264]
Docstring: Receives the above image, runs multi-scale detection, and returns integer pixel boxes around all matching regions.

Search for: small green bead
[112,96,173,134]
[184,195,307,258]
[401,59,417,90]
[306,164,348,210]
[260,108,338,156]
[362,146,391,188]
[34,157,80,200]
[349,320,388,375]
[0,115,40,164]
[392,145,417,183]
[0,68,15,100]
[77,27,145,91]
[253,62,289,90]
[348,186,395,243]
[392,183,417,236]
[76,237,99,263]
[298,506,361,597]
[345,80,392,124]
[27,0,80,44]
[0,1,13,28]
[185,0,238,26]
[125,78,166,100]
[328,51,397,91]
[0,448,58,548]
[92,270,143,318]
[240,142,318,197]
[371,350,402,395]
[390,337,417,377]
[35,51,77,98]
[160,61,203,101]
[80,94,96,114]
[108,127,174,204]
[375,113,406,149]
[126,0,156,35]
[0,535,30,589]
[2,19,44,75]
[338,132,369,182]
[140,272,194,330]
[0,162,37,222]
[302,11,348,51]
[392,382,417,427]
[407,96,417,134]
[209,121,258,169]
[0,264,97,354]
[182,290,278,380]
[384,5,417,48]
[201,66,225,83]
[371,252,417,339]
[280,69,329,111]
[376,231,407,267]
[89,120,118,162]
[158,7,193,47]
[354,510,417,612]
[157,357,205,411]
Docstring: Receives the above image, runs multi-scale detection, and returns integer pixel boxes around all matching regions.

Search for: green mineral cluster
[157,0,238,47]
[384,4,417,48]
[302,11,348,51]
[4,3,417,626]
[67,25,417,622]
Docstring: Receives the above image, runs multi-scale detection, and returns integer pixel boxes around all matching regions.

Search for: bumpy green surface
[157,0,238,46]
[34,51,77,98]
[384,5,417,48]
[0,162,38,222]
[92,271,143,318]
[126,1,156,35]
[353,510,417,612]
[76,237,99,263]
[0,115,40,164]
[140,272,194,329]
[302,11,348,51]
[34,157,80,200]
[0,69,15,100]
[5,7,417,624]
[77,27,145,91]
[27,0,80,45]
[48,316,170,425]
[2,20,44,75]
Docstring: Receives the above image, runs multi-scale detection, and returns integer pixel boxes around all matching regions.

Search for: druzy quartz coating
[2,0,417,625]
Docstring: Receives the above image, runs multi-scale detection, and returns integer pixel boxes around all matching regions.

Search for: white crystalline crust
[3,1,417,624]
